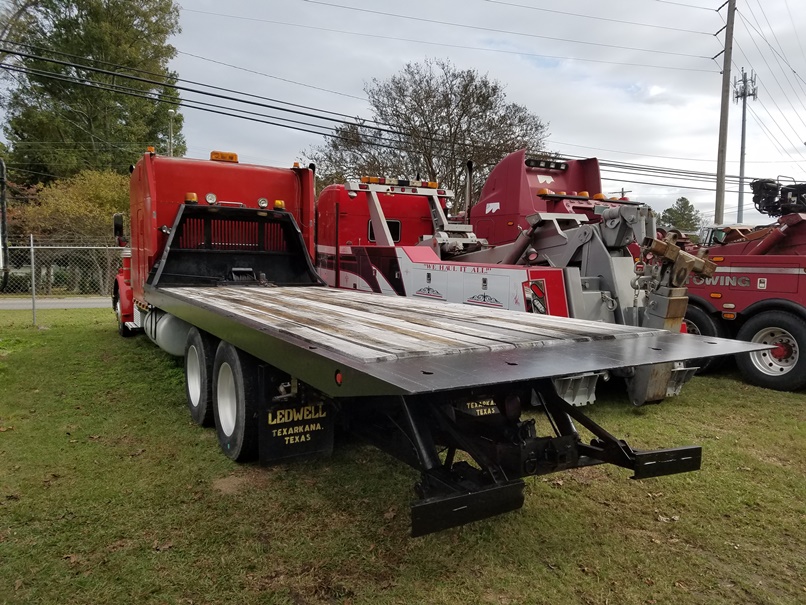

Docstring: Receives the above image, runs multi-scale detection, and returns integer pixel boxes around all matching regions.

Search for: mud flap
[410,480,525,537]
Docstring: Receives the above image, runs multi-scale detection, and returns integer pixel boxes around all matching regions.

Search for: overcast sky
[171,0,806,225]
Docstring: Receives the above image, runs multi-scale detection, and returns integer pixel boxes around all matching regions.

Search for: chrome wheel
[217,361,237,437]
[747,326,798,376]
[186,344,201,407]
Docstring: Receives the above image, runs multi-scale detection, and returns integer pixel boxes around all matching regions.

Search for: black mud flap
[410,480,525,537]
[258,398,335,464]
[631,445,702,479]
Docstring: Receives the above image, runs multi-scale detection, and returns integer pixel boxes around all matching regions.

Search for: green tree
[0,0,185,186]
[658,196,703,232]
[13,169,128,241]
[304,58,549,210]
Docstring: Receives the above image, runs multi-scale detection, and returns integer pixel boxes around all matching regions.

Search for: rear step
[411,481,525,538]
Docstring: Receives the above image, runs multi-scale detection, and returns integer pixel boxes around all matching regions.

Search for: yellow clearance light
[537,188,555,196]
[710,292,722,299]
[274,200,286,210]
[185,192,198,204]
[210,150,239,163]
[593,193,607,200]
[293,162,300,168]
[722,312,737,320]
[578,191,590,198]
[556,191,567,196]
[360,176,370,183]
[711,256,724,262]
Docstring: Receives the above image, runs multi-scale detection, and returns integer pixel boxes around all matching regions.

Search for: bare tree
[304,58,549,209]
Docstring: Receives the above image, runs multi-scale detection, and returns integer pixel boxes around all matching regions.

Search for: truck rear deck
[146,284,747,397]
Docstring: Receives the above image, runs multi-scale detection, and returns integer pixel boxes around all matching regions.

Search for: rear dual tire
[212,342,259,462]
[184,328,218,427]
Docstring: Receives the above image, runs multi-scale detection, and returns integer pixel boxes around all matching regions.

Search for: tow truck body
[316,150,715,406]
[111,151,763,536]
[682,178,806,391]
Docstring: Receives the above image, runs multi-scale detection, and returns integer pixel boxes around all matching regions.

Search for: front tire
[115,298,134,337]
[683,305,727,374]
[184,328,218,427]
[212,342,259,461]
[735,310,806,391]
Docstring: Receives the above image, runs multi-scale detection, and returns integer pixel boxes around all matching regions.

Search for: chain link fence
[1,237,122,298]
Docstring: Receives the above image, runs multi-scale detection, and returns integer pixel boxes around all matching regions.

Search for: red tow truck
[315,150,716,406]
[109,149,762,535]
[683,178,806,391]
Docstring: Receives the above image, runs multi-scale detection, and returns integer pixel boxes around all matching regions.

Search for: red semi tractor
[682,178,806,391]
[315,150,716,406]
[110,149,760,535]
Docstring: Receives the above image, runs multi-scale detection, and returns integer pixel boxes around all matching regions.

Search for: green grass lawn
[1,309,805,605]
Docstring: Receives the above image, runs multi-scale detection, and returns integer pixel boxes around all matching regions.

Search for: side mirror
[113,213,127,246]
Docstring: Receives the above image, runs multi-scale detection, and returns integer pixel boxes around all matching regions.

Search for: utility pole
[734,68,757,223]
[168,108,175,157]
[714,0,737,225]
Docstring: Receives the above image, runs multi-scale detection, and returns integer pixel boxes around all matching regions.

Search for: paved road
[0,296,110,310]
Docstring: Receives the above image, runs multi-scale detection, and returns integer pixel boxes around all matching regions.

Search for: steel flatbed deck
[145,284,757,398]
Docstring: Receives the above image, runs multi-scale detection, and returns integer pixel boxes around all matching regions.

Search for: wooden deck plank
[164,285,663,363]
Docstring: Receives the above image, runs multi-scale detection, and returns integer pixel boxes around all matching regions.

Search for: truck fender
[685,295,719,315]
[739,298,806,323]
[113,272,134,323]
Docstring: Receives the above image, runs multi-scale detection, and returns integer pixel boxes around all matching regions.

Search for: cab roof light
[146,146,156,153]
[593,193,607,200]
[359,176,439,189]
[274,199,286,210]
[185,192,198,204]
[537,188,555,196]
[210,150,239,163]
[578,191,590,198]
[525,158,569,170]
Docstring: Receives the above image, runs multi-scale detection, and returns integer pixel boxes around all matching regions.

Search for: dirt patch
[212,468,273,495]
[212,475,250,495]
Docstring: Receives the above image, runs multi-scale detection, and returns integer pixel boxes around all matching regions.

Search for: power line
[300,0,714,59]
[8,59,755,197]
[783,0,806,71]
[652,0,716,10]
[176,50,368,102]
[549,139,798,164]
[481,0,715,35]
[0,53,538,164]
[737,9,806,126]
[179,8,718,73]
[0,39,382,128]
[2,38,791,197]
